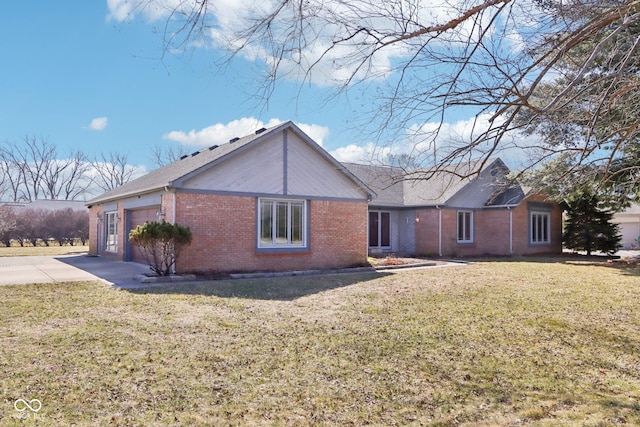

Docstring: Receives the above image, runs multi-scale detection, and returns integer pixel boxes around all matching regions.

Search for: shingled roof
[87,121,374,206]
[345,158,526,208]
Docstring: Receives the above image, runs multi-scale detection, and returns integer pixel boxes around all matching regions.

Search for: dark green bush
[129,220,192,276]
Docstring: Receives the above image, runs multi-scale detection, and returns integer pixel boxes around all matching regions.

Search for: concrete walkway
[0,254,462,289]
[7,249,634,290]
[0,254,151,288]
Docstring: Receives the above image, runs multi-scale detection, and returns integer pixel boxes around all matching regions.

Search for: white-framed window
[258,199,307,249]
[530,211,550,244]
[105,211,118,252]
[457,210,473,243]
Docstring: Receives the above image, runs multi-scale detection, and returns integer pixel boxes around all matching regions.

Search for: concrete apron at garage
[0,254,151,287]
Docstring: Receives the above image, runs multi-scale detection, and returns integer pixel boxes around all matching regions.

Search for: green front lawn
[1,259,639,425]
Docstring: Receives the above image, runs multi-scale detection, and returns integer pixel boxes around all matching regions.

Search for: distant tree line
[0,135,189,203]
[0,205,89,247]
[0,136,144,202]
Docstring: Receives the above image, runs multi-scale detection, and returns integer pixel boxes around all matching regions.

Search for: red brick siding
[512,193,563,255]
[174,193,368,273]
[414,197,562,257]
[414,209,442,256]
[161,192,175,223]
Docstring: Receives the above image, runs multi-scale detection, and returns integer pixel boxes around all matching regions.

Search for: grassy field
[1,258,639,426]
[0,244,88,257]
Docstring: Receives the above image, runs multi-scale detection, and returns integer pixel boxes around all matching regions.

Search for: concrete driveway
[0,254,151,288]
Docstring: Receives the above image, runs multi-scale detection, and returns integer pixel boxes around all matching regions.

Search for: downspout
[165,186,178,274]
[172,191,177,224]
[96,213,101,256]
[437,205,442,257]
[508,207,513,255]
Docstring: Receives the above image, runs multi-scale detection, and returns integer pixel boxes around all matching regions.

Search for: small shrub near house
[129,220,192,276]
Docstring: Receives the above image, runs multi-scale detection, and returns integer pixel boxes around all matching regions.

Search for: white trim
[257,198,308,249]
[457,210,474,243]
[104,211,118,253]
[530,210,551,244]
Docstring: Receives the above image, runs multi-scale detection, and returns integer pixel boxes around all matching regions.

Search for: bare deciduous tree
[42,150,92,200]
[0,137,93,201]
[0,136,54,201]
[91,152,138,192]
[0,147,24,202]
[134,0,639,189]
[149,143,191,168]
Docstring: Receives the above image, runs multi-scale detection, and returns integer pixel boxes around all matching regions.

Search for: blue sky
[0,2,374,171]
[1,1,522,174]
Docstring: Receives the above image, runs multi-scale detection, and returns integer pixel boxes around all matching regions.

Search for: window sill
[256,246,310,254]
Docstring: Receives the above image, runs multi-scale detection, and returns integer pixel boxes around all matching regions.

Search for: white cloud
[330,113,543,168]
[86,117,109,131]
[106,0,133,21]
[163,117,330,147]
[108,0,511,87]
[330,142,387,164]
[106,0,184,22]
[296,123,330,146]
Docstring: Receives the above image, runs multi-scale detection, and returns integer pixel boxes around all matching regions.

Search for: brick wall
[414,208,442,256]
[512,193,563,255]
[414,198,563,257]
[174,193,369,274]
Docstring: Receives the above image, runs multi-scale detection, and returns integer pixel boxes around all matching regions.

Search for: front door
[369,211,390,249]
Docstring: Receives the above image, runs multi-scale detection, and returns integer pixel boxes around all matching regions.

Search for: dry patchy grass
[1,259,639,426]
[0,245,88,257]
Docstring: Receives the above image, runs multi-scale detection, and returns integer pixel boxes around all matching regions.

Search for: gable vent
[208,145,219,150]
[180,155,189,160]
[229,137,240,143]
[255,127,267,135]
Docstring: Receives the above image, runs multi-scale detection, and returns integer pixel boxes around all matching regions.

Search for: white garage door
[619,222,640,249]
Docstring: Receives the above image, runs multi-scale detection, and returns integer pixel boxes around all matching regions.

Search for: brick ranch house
[87,121,374,273]
[86,121,562,273]
[346,160,563,257]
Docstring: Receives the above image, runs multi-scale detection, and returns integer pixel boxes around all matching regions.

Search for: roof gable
[88,121,373,205]
[347,158,526,208]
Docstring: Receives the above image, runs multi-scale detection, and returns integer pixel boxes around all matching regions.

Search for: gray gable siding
[446,161,507,208]
[87,121,374,206]
[348,158,524,209]
[287,132,369,199]
[182,133,285,195]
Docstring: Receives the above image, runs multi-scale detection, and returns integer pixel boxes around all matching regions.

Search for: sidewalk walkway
[0,254,459,289]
